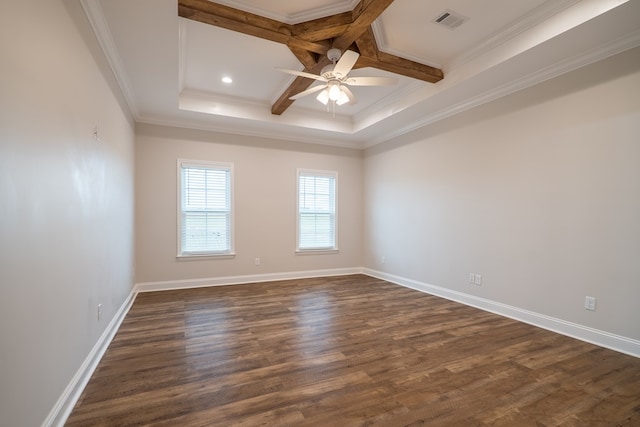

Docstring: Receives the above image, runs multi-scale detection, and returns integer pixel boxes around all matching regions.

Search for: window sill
[177,253,236,261]
[295,249,339,255]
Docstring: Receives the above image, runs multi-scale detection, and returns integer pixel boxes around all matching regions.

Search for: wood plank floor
[66,275,640,426]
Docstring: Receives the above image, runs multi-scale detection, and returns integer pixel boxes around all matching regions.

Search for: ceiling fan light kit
[327,81,342,101]
[316,90,329,105]
[336,91,350,106]
[278,48,398,111]
[316,86,350,106]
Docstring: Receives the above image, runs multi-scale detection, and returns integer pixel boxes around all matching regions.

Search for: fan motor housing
[326,48,341,62]
[321,65,337,79]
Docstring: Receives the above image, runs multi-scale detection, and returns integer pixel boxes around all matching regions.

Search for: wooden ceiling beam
[273,0,397,116]
[287,45,318,70]
[273,1,396,115]
[354,26,378,59]
[375,51,443,82]
[178,0,329,54]
[332,0,394,50]
[292,12,353,42]
[355,54,443,83]
[354,27,443,83]
[179,0,291,43]
[178,0,444,115]
[287,39,331,56]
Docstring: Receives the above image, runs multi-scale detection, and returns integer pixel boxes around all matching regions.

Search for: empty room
[1,0,640,426]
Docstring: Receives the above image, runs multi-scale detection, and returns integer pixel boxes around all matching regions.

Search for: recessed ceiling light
[221,76,233,84]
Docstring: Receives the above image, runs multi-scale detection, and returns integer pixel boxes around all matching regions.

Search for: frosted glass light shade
[328,83,341,101]
[336,90,349,105]
[316,90,329,105]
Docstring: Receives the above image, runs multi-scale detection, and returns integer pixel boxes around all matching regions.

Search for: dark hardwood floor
[66,275,640,426]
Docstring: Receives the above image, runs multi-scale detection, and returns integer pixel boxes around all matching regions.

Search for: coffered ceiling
[81,0,640,148]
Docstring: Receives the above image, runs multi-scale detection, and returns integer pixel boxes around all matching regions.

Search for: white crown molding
[177,89,363,141]
[370,0,580,73]
[80,0,140,119]
[363,269,640,358]
[211,0,360,25]
[449,0,581,71]
[363,28,640,148]
[352,80,425,131]
[135,114,364,150]
[42,289,137,427]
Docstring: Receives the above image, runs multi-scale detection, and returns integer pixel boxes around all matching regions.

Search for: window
[178,160,233,257]
[297,169,337,252]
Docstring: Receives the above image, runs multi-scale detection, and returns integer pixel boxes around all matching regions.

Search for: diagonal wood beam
[178,0,330,54]
[178,0,291,43]
[292,12,353,42]
[272,0,396,115]
[355,54,443,83]
[355,27,443,83]
[178,0,444,115]
[287,45,318,70]
[332,0,395,50]
[354,26,378,59]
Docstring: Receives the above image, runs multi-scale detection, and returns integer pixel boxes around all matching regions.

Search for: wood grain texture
[66,275,640,426]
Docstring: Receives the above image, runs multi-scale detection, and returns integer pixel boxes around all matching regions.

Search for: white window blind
[297,170,337,251]
[178,160,233,256]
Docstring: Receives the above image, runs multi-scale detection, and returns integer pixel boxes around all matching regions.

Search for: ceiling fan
[276,48,398,107]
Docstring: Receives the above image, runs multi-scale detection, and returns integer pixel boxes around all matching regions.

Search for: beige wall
[135,124,363,284]
[363,46,640,341]
[0,1,135,426]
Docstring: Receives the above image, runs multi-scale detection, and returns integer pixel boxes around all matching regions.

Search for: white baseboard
[135,267,362,292]
[42,289,137,427]
[363,268,640,358]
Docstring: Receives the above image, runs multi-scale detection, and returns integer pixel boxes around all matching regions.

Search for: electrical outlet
[585,296,596,311]
[97,303,103,320]
[255,258,260,266]
[381,256,385,264]
[469,273,475,284]
[474,274,482,286]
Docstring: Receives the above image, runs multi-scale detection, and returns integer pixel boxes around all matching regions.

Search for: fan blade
[333,50,359,78]
[275,68,326,82]
[344,76,398,86]
[289,84,327,100]
[339,85,356,105]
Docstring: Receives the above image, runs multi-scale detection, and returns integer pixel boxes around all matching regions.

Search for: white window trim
[296,168,338,254]
[176,159,235,259]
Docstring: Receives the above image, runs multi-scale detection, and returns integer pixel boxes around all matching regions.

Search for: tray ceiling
[83,0,640,148]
